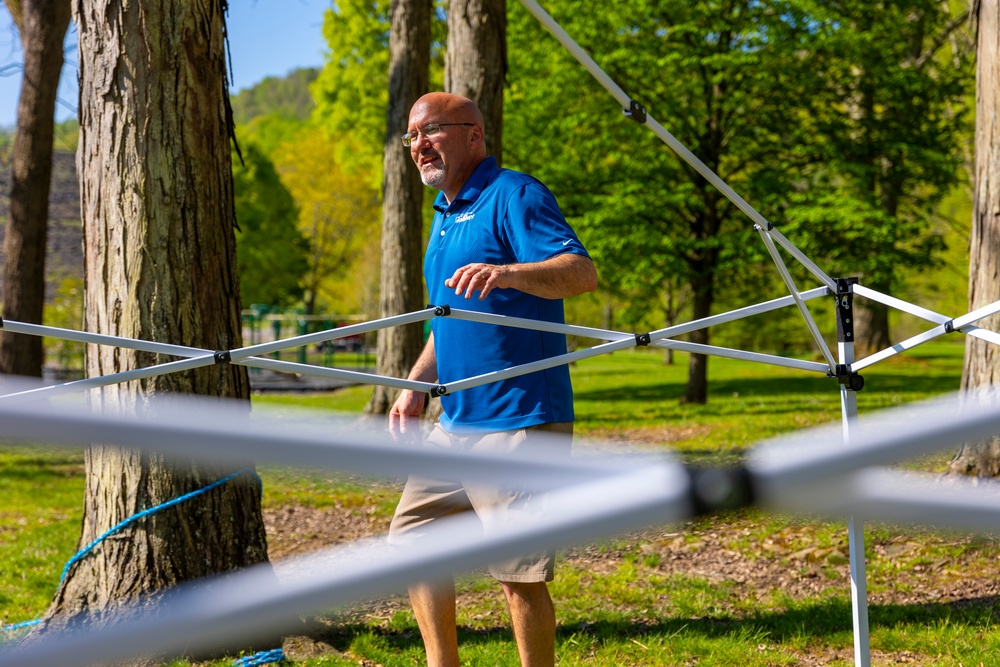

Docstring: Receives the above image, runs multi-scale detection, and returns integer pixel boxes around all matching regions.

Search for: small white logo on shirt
[455,211,475,223]
[562,239,572,245]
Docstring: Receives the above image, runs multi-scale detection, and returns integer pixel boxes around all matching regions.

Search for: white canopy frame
[0,2,997,665]
[1,390,1000,667]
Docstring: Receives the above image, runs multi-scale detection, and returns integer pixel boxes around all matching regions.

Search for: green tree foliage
[784,0,972,352]
[311,0,446,183]
[311,0,392,181]
[231,68,315,155]
[239,113,308,156]
[507,0,825,401]
[232,141,310,308]
[275,126,381,315]
[507,0,971,374]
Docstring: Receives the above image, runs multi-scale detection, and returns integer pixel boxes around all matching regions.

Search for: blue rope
[61,467,253,582]
[0,619,41,633]
[3,469,284,665]
[233,648,286,666]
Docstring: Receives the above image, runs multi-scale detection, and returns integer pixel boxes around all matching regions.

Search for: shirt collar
[433,156,500,212]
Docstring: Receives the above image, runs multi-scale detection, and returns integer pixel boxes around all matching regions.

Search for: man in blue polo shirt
[387,92,597,667]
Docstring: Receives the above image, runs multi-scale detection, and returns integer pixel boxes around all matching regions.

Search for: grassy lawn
[5,341,999,666]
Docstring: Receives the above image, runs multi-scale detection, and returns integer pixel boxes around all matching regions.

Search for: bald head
[408,93,488,202]
[411,92,485,131]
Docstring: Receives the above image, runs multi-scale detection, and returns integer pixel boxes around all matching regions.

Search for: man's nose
[413,131,433,151]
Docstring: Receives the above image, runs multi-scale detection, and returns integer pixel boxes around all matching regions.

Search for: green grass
[569,341,964,464]
[5,341,998,666]
[0,446,85,628]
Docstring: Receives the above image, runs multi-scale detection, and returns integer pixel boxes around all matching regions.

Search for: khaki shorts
[387,422,573,583]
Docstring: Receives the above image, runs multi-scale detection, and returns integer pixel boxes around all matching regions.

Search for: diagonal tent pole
[750,392,1000,487]
[0,392,640,489]
[226,307,441,363]
[514,0,840,369]
[515,0,780,234]
[0,285,837,406]
[0,308,445,405]
[0,464,691,667]
[767,226,837,291]
[0,355,221,406]
[755,225,837,370]
[448,308,831,377]
[511,1,864,662]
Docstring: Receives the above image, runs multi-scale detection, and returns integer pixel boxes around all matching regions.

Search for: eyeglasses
[402,123,475,147]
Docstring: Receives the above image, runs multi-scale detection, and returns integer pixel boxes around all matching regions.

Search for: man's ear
[470,124,485,150]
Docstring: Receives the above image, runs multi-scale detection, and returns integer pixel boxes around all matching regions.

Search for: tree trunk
[444,0,507,164]
[364,0,432,416]
[427,0,506,425]
[949,0,1000,477]
[46,0,270,645]
[684,269,714,404]
[853,281,892,357]
[662,279,682,366]
[0,0,72,377]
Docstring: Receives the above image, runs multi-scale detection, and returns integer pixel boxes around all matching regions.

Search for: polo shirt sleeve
[500,179,590,264]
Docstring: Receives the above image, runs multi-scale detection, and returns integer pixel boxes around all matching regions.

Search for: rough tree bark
[43,0,270,648]
[419,0,508,422]
[948,0,1000,477]
[684,262,715,405]
[364,0,432,415]
[445,0,507,164]
[683,185,722,404]
[852,290,892,358]
[0,0,72,377]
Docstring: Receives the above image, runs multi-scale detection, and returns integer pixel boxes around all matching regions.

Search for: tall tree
[507,0,821,404]
[0,0,71,377]
[791,0,971,356]
[364,0,432,415]
[232,141,310,309]
[445,0,506,163]
[311,0,393,185]
[276,127,381,315]
[45,0,270,641]
[507,0,972,401]
[949,0,1000,477]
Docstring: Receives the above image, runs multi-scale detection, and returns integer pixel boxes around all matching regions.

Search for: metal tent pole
[834,278,871,667]
[515,0,779,232]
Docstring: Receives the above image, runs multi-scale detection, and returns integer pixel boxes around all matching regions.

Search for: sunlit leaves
[274,126,381,314]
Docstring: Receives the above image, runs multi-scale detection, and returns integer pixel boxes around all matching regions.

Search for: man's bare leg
[409,579,461,667]
[501,581,555,667]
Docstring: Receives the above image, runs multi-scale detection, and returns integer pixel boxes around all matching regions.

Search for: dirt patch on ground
[265,504,391,560]
[264,505,1000,608]
[264,501,1000,664]
[582,424,716,447]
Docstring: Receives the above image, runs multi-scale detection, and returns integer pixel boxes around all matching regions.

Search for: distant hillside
[230,67,319,125]
[0,66,318,305]
[0,146,83,304]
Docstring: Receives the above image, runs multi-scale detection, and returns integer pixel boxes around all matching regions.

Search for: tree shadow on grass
[557,594,1000,644]
[301,595,1000,658]
[574,370,959,418]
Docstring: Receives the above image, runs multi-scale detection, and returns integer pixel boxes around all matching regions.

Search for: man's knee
[500,580,551,605]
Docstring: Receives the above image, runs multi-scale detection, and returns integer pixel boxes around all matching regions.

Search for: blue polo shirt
[426,157,589,433]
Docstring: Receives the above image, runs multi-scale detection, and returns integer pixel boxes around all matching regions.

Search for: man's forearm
[407,334,438,383]
[506,253,598,299]
[446,253,598,301]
